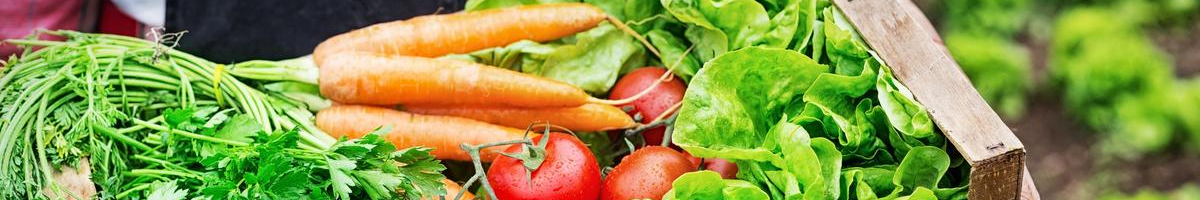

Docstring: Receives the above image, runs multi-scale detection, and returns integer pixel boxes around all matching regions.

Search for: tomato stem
[458,135,536,200]
[623,111,678,137]
[451,172,480,200]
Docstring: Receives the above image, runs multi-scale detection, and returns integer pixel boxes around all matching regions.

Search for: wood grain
[830,0,1030,199]
[1022,165,1041,200]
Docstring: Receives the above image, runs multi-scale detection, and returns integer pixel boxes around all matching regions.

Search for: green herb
[0,31,444,199]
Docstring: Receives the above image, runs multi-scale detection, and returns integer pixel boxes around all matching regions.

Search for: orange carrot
[318,52,591,107]
[422,179,474,200]
[405,103,636,132]
[313,3,607,63]
[315,104,535,161]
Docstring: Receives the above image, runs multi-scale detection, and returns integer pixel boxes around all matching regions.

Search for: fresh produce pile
[1,0,972,199]
[444,0,967,199]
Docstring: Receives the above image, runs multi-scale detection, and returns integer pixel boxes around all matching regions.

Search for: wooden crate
[830,0,1039,199]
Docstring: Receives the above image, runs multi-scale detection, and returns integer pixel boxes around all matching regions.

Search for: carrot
[405,103,636,132]
[313,3,607,63]
[318,52,592,107]
[422,179,475,200]
[315,104,535,161]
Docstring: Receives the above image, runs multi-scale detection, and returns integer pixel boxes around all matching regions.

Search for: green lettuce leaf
[672,47,826,161]
[648,29,701,81]
[444,22,645,94]
[876,63,936,139]
[663,171,771,200]
[465,0,576,11]
[661,0,804,58]
[892,146,950,196]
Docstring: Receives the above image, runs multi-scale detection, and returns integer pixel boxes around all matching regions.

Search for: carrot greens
[0,30,446,200]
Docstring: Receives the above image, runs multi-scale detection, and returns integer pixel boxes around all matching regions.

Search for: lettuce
[672,47,827,161]
[442,22,645,94]
[672,47,965,200]
[664,171,771,200]
[661,0,805,55]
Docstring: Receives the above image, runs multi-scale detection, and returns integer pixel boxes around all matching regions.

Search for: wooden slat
[1021,165,1041,200]
[829,0,1028,199]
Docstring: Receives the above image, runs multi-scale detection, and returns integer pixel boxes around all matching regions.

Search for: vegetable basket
[829,0,1036,199]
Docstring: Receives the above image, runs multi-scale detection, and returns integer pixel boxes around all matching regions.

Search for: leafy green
[672,45,964,199]
[146,181,188,200]
[534,22,647,94]
[875,65,936,140]
[892,147,950,196]
[443,22,645,94]
[193,116,446,200]
[663,171,771,200]
[647,29,701,80]
[465,0,577,11]
[672,47,826,161]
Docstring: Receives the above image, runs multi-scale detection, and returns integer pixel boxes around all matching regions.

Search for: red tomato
[601,146,698,200]
[609,67,687,146]
[702,158,738,179]
[487,133,602,200]
[683,152,739,179]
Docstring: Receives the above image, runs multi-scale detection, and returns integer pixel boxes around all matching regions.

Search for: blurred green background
[914,0,1200,199]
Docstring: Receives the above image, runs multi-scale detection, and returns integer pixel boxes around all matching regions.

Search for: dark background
[166,0,467,63]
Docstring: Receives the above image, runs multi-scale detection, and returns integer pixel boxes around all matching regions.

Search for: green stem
[132,155,198,174]
[3,39,64,47]
[113,184,151,199]
[128,169,201,179]
[459,139,532,200]
[91,123,159,154]
[454,173,480,200]
[131,117,250,147]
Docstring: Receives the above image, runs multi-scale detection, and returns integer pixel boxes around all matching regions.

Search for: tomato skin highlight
[608,67,687,146]
[487,133,602,200]
[601,146,698,200]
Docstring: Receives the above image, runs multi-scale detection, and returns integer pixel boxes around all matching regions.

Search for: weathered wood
[1022,165,1041,200]
[830,0,1029,199]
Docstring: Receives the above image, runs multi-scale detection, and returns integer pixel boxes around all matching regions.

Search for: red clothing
[0,0,83,57]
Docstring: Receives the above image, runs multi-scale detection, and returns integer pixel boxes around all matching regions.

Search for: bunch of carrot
[311,3,648,161]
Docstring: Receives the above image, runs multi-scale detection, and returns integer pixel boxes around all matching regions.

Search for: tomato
[683,152,739,179]
[702,158,738,179]
[487,133,602,200]
[601,146,697,200]
[609,67,687,146]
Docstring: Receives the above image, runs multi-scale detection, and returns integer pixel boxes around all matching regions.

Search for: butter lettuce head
[672,47,827,161]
